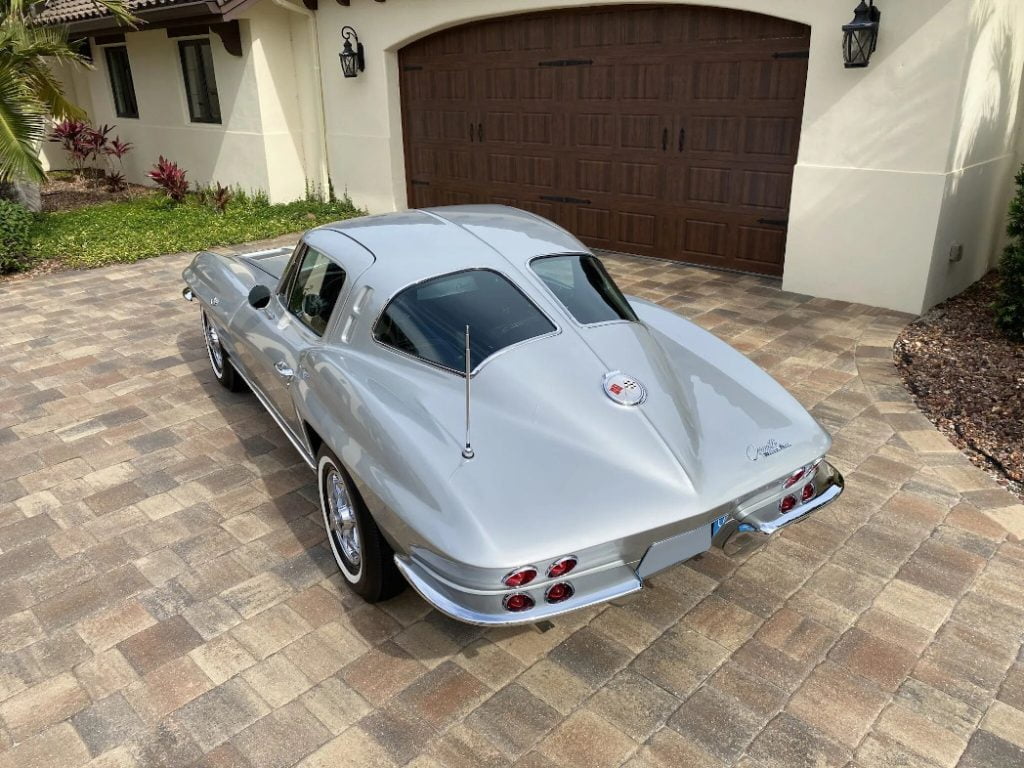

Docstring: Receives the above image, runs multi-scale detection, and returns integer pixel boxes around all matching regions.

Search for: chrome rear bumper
[711,460,844,555]
[395,460,844,626]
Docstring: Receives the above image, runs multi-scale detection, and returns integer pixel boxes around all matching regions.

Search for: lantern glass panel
[340,42,357,78]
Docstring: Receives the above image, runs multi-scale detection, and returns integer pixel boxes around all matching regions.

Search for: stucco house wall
[40,2,310,203]
[38,0,1024,315]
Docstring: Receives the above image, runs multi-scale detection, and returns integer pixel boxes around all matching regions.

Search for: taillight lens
[547,556,577,579]
[783,468,806,488]
[779,495,797,513]
[801,482,816,502]
[503,593,535,612]
[545,583,574,604]
[502,567,537,588]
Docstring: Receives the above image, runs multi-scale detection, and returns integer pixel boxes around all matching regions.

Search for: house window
[104,46,138,119]
[178,39,221,124]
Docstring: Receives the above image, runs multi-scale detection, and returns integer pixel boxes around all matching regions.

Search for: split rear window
[531,254,638,324]
[373,269,555,373]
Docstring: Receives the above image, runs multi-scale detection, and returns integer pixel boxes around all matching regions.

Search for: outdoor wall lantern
[842,0,881,68]
[339,26,365,78]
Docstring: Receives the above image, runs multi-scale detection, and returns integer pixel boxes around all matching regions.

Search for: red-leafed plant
[105,136,133,162]
[146,156,189,202]
[49,119,93,177]
[211,182,233,213]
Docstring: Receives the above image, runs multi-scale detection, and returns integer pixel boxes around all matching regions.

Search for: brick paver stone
[0,241,1022,767]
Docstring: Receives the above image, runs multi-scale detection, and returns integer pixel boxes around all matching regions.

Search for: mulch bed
[894,272,1023,499]
[41,172,151,212]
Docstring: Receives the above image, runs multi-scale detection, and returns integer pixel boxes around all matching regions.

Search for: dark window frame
[177,38,222,124]
[103,45,138,119]
[371,267,559,376]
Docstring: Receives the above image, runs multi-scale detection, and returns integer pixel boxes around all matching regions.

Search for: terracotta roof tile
[34,0,213,26]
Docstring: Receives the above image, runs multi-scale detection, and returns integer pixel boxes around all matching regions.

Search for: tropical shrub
[994,166,1024,341]
[0,0,133,182]
[0,198,33,272]
[105,171,127,193]
[146,156,189,202]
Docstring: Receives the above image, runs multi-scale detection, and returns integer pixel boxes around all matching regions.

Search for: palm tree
[0,0,134,182]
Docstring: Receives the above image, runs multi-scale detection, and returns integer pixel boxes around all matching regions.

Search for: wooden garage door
[399,5,810,276]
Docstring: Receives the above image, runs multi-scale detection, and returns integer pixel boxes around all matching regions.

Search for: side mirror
[248,284,271,309]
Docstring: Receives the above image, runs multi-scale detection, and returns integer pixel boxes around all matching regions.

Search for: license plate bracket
[636,525,711,580]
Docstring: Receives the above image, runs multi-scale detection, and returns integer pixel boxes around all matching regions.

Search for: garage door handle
[477,123,483,142]
[678,128,686,152]
[662,128,668,151]
[469,122,474,142]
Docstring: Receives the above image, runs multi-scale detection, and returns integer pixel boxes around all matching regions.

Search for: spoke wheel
[316,447,404,601]
[326,468,361,569]
[200,310,242,391]
[203,312,225,377]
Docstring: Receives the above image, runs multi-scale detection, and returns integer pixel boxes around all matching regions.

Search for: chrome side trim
[231,363,315,470]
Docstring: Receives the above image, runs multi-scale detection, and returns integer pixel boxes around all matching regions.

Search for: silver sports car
[182,205,843,625]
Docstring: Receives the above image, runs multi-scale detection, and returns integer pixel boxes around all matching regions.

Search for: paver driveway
[1,239,1023,768]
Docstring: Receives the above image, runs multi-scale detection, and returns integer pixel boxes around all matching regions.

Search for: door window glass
[287,247,346,336]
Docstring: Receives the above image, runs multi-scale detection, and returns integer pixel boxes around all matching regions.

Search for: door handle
[678,128,686,152]
[274,360,294,381]
[469,122,474,142]
[477,122,483,142]
[662,127,668,151]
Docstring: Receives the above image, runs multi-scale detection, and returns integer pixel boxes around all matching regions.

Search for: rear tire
[317,445,404,602]
[202,310,243,392]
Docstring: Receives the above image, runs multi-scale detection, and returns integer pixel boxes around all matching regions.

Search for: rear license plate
[636,525,711,580]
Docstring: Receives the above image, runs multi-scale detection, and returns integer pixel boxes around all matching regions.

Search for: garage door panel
[679,218,731,261]
[400,5,809,277]
[736,225,787,266]
[579,8,665,47]
[742,59,808,101]
[691,60,742,101]
[743,117,800,158]
[573,113,617,148]
[739,170,792,211]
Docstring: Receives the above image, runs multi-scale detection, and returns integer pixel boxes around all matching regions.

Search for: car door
[243,243,348,443]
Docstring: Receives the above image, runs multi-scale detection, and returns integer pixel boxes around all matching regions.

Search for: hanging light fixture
[842,1,881,68]
[339,26,365,78]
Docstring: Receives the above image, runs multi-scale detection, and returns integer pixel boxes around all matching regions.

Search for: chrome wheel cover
[326,468,361,568]
[203,313,224,378]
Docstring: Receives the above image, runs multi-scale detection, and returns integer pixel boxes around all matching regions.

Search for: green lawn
[31,192,364,270]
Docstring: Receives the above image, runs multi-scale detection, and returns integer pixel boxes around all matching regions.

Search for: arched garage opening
[398,4,810,277]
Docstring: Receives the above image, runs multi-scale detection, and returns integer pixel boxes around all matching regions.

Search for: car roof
[316,205,585,297]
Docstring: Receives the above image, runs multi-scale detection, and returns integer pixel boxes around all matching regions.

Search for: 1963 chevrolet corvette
[182,205,843,625]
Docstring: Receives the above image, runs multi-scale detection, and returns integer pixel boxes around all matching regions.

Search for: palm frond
[0,61,46,182]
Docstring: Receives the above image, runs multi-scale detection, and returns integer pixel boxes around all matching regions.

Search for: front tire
[317,446,404,602]
[202,310,243,392]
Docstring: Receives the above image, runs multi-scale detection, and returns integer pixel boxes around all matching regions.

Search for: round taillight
[503,593,535,612]
[502,567,537,588]
[783,468,806,489]
[779,495,797,513]
[545,583,574,604]
[547,556,577,579]
[801,482,815,502]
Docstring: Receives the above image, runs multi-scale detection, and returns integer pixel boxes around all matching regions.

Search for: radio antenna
[462,325,474,460]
